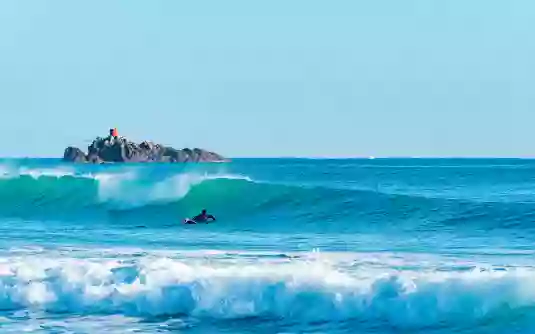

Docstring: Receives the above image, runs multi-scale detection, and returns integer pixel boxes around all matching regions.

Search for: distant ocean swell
[0,164,534,230]
[0,253,533,329]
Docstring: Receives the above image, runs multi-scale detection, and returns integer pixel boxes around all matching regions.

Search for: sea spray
[0,252,533,328]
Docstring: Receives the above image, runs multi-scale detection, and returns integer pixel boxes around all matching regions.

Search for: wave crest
[0,255,533,328]
[96,171,251,208]
[0,164,534,231]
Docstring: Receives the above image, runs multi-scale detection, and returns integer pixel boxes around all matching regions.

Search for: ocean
[0,158,534,333]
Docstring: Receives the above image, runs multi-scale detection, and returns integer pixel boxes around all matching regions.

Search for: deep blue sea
[1,158,535,333]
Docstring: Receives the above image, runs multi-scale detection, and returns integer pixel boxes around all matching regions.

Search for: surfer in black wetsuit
[185,209,216,224]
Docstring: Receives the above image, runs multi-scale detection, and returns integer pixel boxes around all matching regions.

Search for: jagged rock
[63,147,87,162]
[63,135,227,163]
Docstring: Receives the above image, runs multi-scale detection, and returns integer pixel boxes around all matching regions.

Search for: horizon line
[2,155,535,160]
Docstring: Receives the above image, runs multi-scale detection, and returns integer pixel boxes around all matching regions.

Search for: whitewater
[1,158,535,333]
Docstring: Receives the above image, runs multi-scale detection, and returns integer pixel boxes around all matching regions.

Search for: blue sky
[0,0,531,157]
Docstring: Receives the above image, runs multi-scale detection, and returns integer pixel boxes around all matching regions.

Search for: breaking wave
[0,163,534,232]
[0,253,533,329]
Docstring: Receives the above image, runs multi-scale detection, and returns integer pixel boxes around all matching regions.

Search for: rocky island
[63,128,227,163]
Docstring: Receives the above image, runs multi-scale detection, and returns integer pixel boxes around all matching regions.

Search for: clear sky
[0,0,531,157]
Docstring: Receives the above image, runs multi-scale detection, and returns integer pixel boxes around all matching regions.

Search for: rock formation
[63,135,227,163]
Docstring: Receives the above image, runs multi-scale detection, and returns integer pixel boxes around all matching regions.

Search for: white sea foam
[0,164,82,179]
[96,171,251,208]
[0,163,252,208]
[0,253,533,327]
[18,167,77,179]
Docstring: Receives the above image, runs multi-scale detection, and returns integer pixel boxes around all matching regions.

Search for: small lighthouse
[109,128,118,138]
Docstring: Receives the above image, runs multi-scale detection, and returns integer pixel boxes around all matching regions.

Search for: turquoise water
[1,158,535,333]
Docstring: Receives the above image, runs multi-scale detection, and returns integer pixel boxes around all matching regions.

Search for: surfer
[184,209,216,224]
